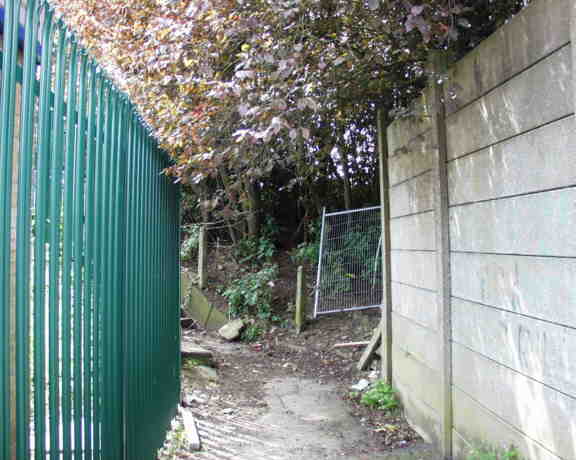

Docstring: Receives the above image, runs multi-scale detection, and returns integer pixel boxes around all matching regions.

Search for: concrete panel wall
[384,0,576,457]
[446,44,572,159]
[391,251,436,291]
[446,1,576,456]
[388,130,436,186]
[448,116,576,205]
[391,283,437,330]
[452,253,576,328]
[387,86,443,446]
[453,344,576,458]
[444,0,570,114]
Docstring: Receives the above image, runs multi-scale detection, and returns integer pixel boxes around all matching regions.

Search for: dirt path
[164,311,441,460]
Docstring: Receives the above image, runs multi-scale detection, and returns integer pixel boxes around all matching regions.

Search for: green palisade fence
[0,2,181,459]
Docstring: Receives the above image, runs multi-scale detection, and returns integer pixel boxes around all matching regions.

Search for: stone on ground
[218,319,245,341]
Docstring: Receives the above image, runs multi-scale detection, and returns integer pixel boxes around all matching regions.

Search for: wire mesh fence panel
[314,206,382,316]
[0,2,181,459]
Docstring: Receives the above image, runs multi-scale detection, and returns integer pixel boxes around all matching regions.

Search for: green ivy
[241,323,263,342]
[180,224,201,263]
[222,264,278,320]
[234,236,275,266]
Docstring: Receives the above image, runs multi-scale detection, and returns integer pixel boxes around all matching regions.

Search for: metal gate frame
[314,206,383,317]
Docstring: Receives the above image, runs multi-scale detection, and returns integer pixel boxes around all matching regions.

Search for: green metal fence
[0,2,181,459]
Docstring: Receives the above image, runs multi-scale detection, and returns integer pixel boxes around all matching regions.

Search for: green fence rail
[0,2,181,459]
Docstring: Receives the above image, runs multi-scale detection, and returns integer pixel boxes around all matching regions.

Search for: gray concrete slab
[231,377,440,460]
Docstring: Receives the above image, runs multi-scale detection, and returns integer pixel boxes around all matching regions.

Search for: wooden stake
[332,341,370,349]
[357,328,382,371]
[294,266,305,333]
[197,225,206,290]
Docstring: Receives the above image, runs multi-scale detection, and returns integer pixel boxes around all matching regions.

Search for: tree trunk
[244,179,260,238]
[339,146,352,210]
[218,170,238,245]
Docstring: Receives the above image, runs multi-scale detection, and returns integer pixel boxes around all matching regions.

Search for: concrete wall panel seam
[445,0,570,114]
[445,112,574,166]
[450,295,576,332]
[447,45,573,159]
[448,183,576,210]
[446,41,571,117]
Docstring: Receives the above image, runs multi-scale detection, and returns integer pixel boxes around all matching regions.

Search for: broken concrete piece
[181,270,227,331]
[178,406,201,451]
[195,365,219,382]
[181,342,213,363]
[350,379,370,392]
[368,370,380,381]
[218,319,245,341]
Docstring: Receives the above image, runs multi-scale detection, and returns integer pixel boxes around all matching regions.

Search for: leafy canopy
[48,1,497,178]
[48,0,529,240]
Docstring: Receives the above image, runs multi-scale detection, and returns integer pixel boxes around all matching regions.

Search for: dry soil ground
[159,309,441,459]
[160,247,440,459]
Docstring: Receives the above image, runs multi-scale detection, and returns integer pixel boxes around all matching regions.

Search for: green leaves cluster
[234,237,276,266]
[360,381,399,412]
[221,264,278,320]
[50,0,531,225]
[467,446,520,460]
[180,224,202,263]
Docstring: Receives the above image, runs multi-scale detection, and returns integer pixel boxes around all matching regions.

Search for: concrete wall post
[429,51,453,460]
[377,109,393,384]
[571,0,576,115]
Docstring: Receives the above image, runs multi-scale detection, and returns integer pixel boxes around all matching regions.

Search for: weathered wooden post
[294,266,305,333]
[197,224,206,290]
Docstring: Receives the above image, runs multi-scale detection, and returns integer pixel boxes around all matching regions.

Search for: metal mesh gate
[314,206,382,316]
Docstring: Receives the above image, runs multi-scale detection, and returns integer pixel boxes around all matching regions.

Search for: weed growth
[182,358,202,371]
[467,446,520,460]
[157,417,187,458]
[241,322,263,342]
[360,381,399,412]
[234,236,275,265]
[291,240,320,266]
[180,224,201,263]
[291,219,320,266]
[222,264,278,320]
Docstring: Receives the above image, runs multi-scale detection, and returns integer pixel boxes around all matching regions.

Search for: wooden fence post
[377,109,392,384]
[295,266,305,333]
[429,51,453,460]
[197,225,206,290]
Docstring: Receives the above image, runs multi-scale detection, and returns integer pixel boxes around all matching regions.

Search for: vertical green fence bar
[0,0,19,456]
[34,6,55,459]
[83,61,99,460]
[2,2,181,459]
[93,71,105,460]
[62,38,79,460]
[48,22,67,460]
[73,51,88,460]
[99,79,113,460]
[123,119,180,459]
[15,1,40,459]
